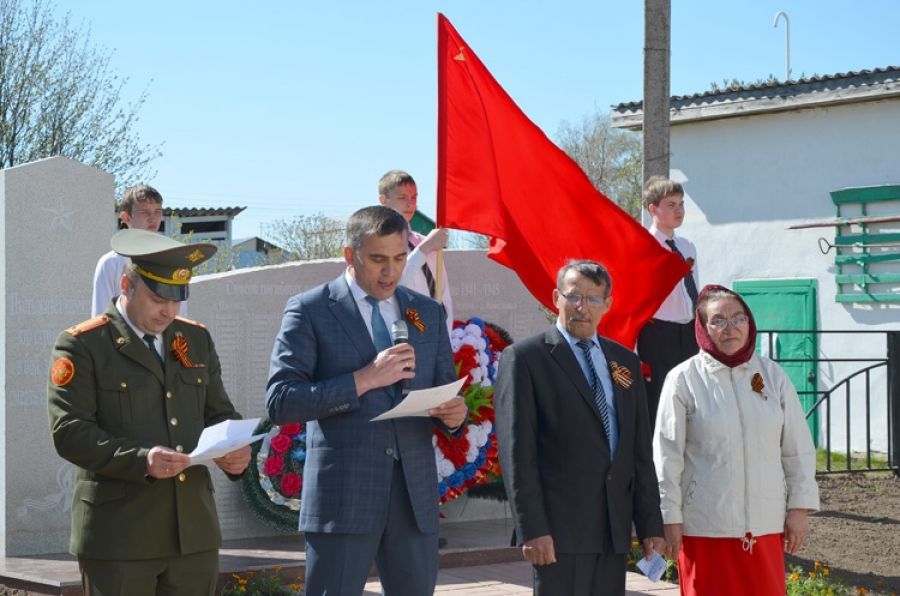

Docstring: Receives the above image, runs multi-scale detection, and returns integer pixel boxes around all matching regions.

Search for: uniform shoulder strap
[174,315,207,329]
[65,315,110,336]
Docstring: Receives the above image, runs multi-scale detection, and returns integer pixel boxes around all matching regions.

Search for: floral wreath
[241,318,513,528]
[435,317,512,504]
[240,419,305,531]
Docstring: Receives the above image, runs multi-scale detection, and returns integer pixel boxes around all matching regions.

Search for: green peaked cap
[110,229,217,301]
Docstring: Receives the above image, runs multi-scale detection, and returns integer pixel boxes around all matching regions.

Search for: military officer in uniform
[48,229,251,596]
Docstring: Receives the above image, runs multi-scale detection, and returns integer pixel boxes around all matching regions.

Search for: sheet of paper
[635,551,667,582]
[370,377,467,422]
[189,418,266,462]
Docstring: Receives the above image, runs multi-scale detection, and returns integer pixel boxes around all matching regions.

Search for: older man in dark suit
[495,259,665,595]
[266,205,467,596]
[48,230,251,595]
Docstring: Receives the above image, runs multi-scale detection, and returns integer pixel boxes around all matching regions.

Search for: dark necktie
[576,340,612,447]
[408,240,437,298]
[364,296,392,351]
[364,295,401,460]
[665,238,699,310]
[143,333,163,366]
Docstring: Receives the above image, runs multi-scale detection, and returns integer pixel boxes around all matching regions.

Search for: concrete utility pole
[643,0,671,183]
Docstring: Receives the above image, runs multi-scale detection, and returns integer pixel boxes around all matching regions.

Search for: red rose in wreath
[279,472,302,497]
[280,422,302,436]
[270,433,293,454]
[263,454,284,476]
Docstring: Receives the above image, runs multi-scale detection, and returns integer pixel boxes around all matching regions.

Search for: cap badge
[187,249,205,263]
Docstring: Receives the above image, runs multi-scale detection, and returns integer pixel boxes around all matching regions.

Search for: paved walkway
[0,519,677,595]
[363,560,677,595]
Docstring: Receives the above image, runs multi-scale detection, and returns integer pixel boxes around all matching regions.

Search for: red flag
[436,14,689,348]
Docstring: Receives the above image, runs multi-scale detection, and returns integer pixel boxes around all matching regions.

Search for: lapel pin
[751,372,766,399]
[405,307,426,332]
[609,361,633,389]
[171,332,205,368]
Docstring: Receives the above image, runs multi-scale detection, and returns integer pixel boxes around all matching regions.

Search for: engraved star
[42,197,75,232]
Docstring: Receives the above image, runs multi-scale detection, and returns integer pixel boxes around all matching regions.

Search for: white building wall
[670,98,900,454]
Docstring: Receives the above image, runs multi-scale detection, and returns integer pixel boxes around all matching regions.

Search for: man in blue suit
[266,205,467,595]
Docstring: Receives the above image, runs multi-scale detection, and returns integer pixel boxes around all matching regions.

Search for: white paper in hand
[371,378,466,421]
[635,551,667,582]
[189,418,265,462]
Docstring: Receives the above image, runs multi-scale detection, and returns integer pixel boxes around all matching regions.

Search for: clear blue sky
[54,0,899,240]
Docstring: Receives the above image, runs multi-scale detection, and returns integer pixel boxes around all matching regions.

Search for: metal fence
[758,329,898,476]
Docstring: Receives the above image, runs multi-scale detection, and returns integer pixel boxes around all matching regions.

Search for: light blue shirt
[556,321,619,457]
[345,269,400,343]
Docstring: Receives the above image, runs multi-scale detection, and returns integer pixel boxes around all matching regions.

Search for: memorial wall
[0,157,548,554]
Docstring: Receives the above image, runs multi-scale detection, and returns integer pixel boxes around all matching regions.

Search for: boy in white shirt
[91,184,186,317]
[636,177,699,426]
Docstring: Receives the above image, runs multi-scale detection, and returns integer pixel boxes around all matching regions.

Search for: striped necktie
[576,340,612,446]
[408,240,437,298]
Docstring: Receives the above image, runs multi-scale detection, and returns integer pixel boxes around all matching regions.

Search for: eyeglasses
[561,292,607,308]
[707,314,750,331]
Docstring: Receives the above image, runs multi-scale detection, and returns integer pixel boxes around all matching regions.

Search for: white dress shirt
[115,296,163,360]
[404,229,453,337]
[649,225,699,324]
[345,270,400,342]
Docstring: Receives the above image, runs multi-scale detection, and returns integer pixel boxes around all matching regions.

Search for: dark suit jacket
[495,326,663,554]
[266,276,458,535]
[47,302,242,560]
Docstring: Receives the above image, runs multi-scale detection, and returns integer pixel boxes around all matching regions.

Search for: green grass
[816,448,890,473]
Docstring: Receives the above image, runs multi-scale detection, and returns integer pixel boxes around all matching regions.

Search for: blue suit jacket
[266,276,458,534]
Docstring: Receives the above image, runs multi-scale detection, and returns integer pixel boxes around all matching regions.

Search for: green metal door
[732,279,818,445]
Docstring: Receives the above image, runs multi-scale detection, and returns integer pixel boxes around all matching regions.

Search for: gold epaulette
[175,315,207,329]
[65,315,110,336]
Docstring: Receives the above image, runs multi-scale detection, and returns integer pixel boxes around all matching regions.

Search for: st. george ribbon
[390,319,411,396]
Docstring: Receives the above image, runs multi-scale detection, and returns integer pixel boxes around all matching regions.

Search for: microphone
[391,320,411,396]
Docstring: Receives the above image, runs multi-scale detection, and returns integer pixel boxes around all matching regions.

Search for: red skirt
[678,533,785,596]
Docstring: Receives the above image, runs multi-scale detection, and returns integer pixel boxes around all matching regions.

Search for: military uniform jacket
[47,302,241,560]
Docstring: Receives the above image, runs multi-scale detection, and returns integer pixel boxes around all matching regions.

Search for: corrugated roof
[610,66,900,129]
[613,66,900,112]
[165,206,246,217]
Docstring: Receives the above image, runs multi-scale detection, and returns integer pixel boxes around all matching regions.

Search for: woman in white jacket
[653,285,819,595]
